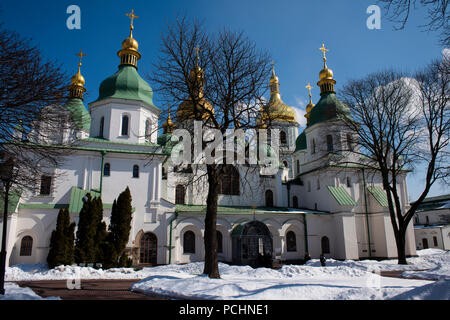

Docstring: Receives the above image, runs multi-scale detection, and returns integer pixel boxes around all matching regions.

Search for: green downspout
[362,168,372,257]
[99,151,106,196]
[168,212,178,264]
[303,213,309,254]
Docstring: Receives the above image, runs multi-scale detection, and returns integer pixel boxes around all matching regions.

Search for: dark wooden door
[140,233,157,265]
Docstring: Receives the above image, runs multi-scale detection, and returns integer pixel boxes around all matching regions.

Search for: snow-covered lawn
[0,282,60,300]
[4,249,449,300]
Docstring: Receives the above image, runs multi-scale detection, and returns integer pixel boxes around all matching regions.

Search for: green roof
[68,187,100,213]
[96,65,158,110]
[309,92,352,127]
[0,190,22,213]
[295,131,307,151]
[65,98,91,131]
[367,186,389,207]
[327,186,356,206]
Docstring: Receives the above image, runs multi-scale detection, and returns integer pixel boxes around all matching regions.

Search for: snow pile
[0,282,60,300]
[402,250,450,281]
[391,279,450,300]
[131,263,432,300]
[305,249,449,273]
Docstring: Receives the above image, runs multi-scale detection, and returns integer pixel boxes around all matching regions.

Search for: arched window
[183,230,195,254]
[280,131,287,144]
[317,178,320,190]
[296,160,300,174]
[145,119,151,141]
[133,165,139,178]
[217,231,223,254]
[219,165,240,195]
[175,185,185,204]
[321,236,330,254]
[283,160,288,168]
[346,177,351,188]
[40,175,52,195]
[292,196,299,208]
[326,135,333,152]
[311,139,316,154]
[20,236,33,256]
[286,231,297,252]
[121,115,129,136]
[104,163,111,177]
[99,117,105,138]
[265,189,274,207]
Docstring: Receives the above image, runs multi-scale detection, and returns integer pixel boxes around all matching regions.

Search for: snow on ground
[4,249,449,300]
[0,282,60,300]
[130,262,433,300]
[391,279,450,300]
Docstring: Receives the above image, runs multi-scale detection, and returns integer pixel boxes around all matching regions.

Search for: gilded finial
[126,9,139,37]
[194,45,200,66]
[306,82,313,102]
[76,49,86,72]
[69,50,87,99]
[119,10,141,67]
[319,43,328,67]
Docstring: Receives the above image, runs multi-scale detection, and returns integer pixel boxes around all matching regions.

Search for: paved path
[13,279,167,300]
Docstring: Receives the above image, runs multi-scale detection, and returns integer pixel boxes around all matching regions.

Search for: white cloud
[293,95,308,129]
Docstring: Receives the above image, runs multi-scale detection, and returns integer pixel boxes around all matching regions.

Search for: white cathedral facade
[1,18,417,268]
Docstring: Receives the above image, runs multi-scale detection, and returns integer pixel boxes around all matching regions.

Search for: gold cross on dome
[306,82,313,97]
[76,49,86,69]
[126,9,139,30]
[319,43,329,61]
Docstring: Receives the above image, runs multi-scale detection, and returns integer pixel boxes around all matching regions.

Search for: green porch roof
[68,187,101,213]
[327,186,356,206]
[367,186,389,207]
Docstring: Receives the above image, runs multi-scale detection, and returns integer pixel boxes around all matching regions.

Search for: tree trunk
[203,164,220,278]
[395,229,408,265]
[0,186,10,295]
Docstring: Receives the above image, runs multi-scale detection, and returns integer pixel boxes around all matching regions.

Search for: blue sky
[0,0,448,200]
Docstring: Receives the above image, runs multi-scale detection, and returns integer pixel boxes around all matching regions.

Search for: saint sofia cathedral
[1,13,417,268]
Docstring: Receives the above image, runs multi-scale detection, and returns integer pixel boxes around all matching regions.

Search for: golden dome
[162,112,174,133]
[260,64,297,124]
[177,98,215,120]
[122,36,139,51]
[71,71,85,86]
[319,66,333,81]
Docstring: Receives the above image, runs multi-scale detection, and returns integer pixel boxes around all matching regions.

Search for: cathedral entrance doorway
[231,221,273,268]
[140,232,157,265]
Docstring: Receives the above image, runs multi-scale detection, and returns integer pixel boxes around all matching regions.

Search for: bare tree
[150,17,271,278]
[338,58,449,264]
[0,25,72,294]
[378,0,449,45]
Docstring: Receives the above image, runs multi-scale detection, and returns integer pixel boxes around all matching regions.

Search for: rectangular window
[433,236,438,247]
[40,175,52,195]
